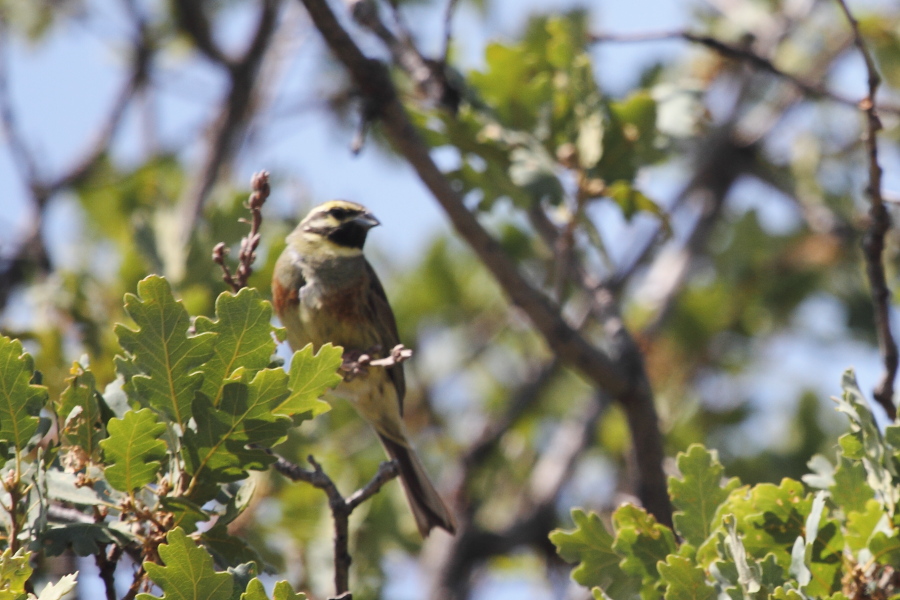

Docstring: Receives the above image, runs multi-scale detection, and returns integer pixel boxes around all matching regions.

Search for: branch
[179,0,281,243]
[272,453,399,596]
[590,28,900,115]
[296,0,672,525]
[213,170,270,292]
[833,0,897,420]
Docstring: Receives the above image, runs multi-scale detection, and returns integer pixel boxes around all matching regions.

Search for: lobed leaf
[0,336,48,452]
[832,369,899,512]
[657,554,716,600]
[275,344,342,419]
[669,444,740,547]
[549,509,640,599]
[184,369,292,494]
[100,408,167,492]
[612,504,677,586]
[0,548,33,598]
[194,288,278,406]
[137,528,234,600]
[115,276,215,429]
[241,579,306,600]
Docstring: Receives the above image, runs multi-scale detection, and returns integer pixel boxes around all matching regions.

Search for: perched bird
[272,200,456,536]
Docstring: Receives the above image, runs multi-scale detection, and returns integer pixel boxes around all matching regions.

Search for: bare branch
[272,453,399,595]
[590,28,900,115]
[179,0,281,243]
[833,0,897,420]
[349,0,459,112]
[213,171,270,292]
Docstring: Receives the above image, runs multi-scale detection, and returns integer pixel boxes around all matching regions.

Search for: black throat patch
[327,222,370,249]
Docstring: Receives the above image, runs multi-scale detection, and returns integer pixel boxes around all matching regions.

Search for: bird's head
[287,200,380,257]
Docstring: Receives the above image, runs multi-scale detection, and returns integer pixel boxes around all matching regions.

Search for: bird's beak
[354,212,381,230]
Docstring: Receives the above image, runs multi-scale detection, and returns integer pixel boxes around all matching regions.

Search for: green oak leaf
[137,528,234,600]
[183,369,292,491]
[737,479,811,567]
[194,288,278,406]
[612,504,676,583]
[0,548,33,598]
[100,408,167,492]
[657,554,716,600]
[669,444,740,546]
[58,362,104,460]
[115,276,216,428]
[274,344,342,418]
[549,509,640,599]
[845,499,885,554]
[869,530,900,566]
[833,369,899,511]
[0,336,48,452]
[830,456,871,515]
[241,579,306,600]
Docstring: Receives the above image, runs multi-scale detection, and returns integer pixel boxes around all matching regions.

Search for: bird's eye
[328,207,350,219]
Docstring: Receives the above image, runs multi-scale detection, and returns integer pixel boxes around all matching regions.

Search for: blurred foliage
[553,373,900,598]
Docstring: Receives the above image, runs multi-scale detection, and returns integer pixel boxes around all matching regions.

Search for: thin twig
[590,28,900,115]
[96,544,122,600]
[834,0,897,420]
[213,171,270,292]
[121,565,146,600]
[272,453,399,595]
[440,0,461,65]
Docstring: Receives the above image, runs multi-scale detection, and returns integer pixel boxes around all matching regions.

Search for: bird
[272,200,456,536]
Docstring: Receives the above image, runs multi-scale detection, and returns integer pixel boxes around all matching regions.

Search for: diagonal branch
[179,0,281,244]
[590,28,900,115]
[296,0,672,525]
[834,0,897,420]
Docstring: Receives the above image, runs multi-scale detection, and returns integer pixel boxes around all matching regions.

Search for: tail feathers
[379,435,457,536]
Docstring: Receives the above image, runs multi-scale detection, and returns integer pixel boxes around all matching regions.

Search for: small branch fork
[833,0,898,420]
[272,454,400,598]
[213,171,270,292]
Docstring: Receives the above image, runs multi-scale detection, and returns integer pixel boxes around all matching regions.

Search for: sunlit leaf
[100,408,167,492]
[115,276,216,428]
[669,444,740,546]
[194,288,279,405]
[137,528,234,600]
[0,336,48,452]
[275,344,342,418]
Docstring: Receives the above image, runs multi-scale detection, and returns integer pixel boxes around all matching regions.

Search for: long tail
[378,434,457,536]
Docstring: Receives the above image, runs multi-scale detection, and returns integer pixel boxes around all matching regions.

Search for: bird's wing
[365,259,407,414]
